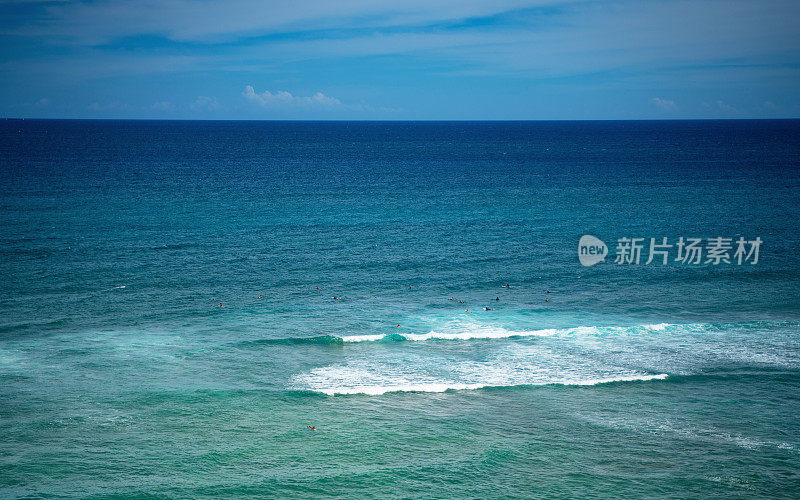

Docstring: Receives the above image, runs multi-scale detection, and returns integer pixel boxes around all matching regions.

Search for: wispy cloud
[0,0,69,3]
[714,100,736,113]
[702,100,737,113]
[650,97,677,111]
[242,85,342,108]
[2,0,798,118]
[190,95,220,111]
[147,100,175,111]
[87,101,125,111]
[12,0,553,43]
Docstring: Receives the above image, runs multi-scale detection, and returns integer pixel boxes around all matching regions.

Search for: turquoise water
[1,120,800,497]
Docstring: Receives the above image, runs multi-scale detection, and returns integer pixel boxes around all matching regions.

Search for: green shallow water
[3,374,799,498]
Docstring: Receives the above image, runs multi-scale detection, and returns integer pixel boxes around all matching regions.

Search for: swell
[655,368,800,385]
[233,333,407,347]
[235,334,345,347]
[239,321,741,347]
[304,373,670,396]
[298,369,800,396]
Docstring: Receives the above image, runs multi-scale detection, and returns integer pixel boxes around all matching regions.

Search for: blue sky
[1,0,798,119]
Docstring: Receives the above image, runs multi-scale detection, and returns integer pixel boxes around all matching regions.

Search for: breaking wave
[285,319,800,396]
[293,373,669,396]
[280,322,703,344]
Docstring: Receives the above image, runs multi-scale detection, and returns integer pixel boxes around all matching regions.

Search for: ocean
[1,119,799,498]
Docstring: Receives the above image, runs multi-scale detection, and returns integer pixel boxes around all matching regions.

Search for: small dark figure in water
[484,307,494,311]
[495,297,499,301]
[332,296,342,300]
[307,426,316,431]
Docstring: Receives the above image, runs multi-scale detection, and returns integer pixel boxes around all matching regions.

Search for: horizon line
[4,117,800,123]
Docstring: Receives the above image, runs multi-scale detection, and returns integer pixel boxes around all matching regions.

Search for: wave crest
[300,373,669,396]
[246,322,707,347]
[338,322,691,343]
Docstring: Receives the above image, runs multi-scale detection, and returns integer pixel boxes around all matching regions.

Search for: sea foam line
[339,323,686,343]
[308,373,669,396]
[340,327,559,343]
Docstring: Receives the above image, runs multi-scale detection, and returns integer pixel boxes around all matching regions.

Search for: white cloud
[650,97,677,111]
[242,85,342,108]
[87,101,124,110]
[148,100,174,111]
[702,100,736,113]
[714,100,735,112]
[190,95,219,111]
[18,0,557,44]
[4,0,798,92]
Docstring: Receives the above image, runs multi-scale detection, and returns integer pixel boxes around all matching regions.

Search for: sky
[1,0,799,120]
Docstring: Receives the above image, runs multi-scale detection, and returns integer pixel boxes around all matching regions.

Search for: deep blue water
[1,119,799,498]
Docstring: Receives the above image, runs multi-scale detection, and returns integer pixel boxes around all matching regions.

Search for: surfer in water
[307,426,316,431]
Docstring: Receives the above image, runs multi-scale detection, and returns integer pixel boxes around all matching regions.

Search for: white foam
[304,374,668,396]
[291,320,799,397]
[315,382,488,395]
[340,334,386,342]
[557,373,668,386]
[338,325,560,343]
[403,327,559,342]
[590,416,799,454]
[335,322,697,344]
[291,357,670,396]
